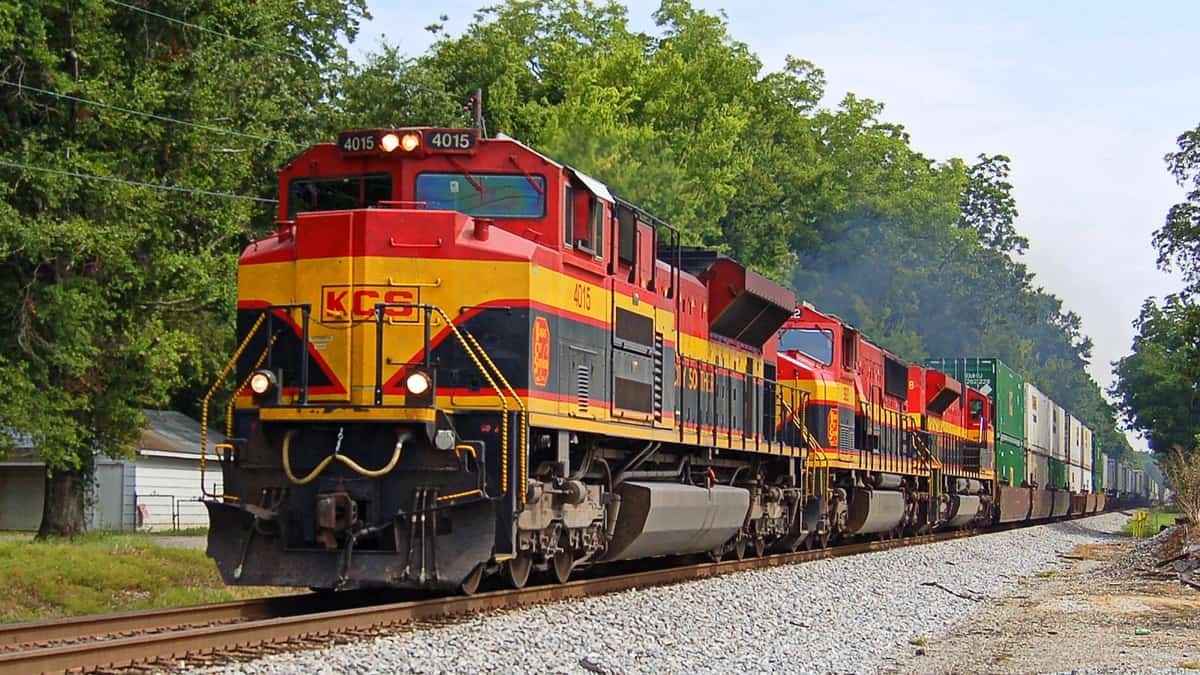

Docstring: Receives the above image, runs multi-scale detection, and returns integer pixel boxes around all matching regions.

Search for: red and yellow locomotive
[776,305,995,547]
[203,126,997,593]
[205,127,812,592]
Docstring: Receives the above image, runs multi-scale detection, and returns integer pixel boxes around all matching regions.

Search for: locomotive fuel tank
[601,482,750,561]
[945,495,982,528]
[845,488,906,535]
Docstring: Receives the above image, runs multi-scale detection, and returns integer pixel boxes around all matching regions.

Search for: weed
[1121,508,1180,538]
[909,636,928,647]
[1180,661,1200,670]
[1035,570,1056,578]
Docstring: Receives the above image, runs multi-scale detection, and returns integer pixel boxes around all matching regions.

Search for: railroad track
[0,526,1000,674]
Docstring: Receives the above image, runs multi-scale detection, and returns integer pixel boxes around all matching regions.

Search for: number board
[338,131,378,154]
[424,129,477,153]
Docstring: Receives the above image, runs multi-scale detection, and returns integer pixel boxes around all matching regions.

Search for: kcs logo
[827,407,840,448]
[322,285,418,323]
[532,317,551,387]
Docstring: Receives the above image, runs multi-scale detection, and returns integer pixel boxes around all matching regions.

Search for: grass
[1180,661,1200,670]
[0,530,281,624]
[1121,507,1180,538]
[1035,570,1057,578]
[909,636,928,647]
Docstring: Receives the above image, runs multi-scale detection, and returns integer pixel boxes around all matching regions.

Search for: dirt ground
[881,529,1200,673]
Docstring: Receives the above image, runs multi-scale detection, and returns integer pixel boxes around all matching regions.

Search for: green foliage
[1155,124,1200,294]
[1113,295,1200,454]
[0,1,365,525]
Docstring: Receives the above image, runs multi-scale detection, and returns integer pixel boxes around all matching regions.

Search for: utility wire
[103,0,307,60]
[0,159,278,204]
[0,79,298,146]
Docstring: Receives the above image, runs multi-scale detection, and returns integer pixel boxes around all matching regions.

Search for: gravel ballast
[197,512,1128,674]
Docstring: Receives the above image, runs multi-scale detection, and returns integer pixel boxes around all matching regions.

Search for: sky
[353,1,1199,448]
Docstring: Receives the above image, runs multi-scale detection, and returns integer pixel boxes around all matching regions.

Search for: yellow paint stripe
[257,407,436,423]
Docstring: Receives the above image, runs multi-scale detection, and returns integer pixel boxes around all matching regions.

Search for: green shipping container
[927,357,1027,486]
[1048,457,1068,490]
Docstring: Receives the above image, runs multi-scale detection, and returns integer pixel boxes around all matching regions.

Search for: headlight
[405,371,431,395]
[400,132,420,152]
[380,132,401,152]
[249,369,277,395]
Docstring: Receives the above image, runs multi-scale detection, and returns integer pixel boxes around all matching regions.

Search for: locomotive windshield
[779,328,834,364]
[415,173,546,218]
[288,174,391,218]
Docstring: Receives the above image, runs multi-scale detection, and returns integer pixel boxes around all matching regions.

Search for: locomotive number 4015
[427,130,476,151]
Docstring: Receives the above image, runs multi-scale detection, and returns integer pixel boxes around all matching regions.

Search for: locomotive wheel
[733,538,747,561]
[504,553,533,589]
[551,547,574,584]
[459,563,484,596]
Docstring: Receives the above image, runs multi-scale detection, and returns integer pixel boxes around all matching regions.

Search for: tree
[0,0,366,537]
[1112,295,1200,455]
[1113,122,1200,466]
[959,154,1026,254]
[1155,124,1200,293]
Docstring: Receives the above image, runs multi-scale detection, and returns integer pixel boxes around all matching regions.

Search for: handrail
[199,313,268,498]
[375,302,523,501]
[226,334,279,438]
[455,323,529,506]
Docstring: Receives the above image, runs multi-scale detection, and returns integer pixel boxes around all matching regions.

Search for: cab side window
[563,185,575,248]
[572,190,605,258]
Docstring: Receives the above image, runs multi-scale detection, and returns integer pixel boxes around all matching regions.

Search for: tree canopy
[0,0,366,535]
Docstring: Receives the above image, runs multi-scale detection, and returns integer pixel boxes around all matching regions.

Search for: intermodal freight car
[200,126,1118,594]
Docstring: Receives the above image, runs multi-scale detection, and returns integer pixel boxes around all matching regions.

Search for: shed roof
[138,410,223,457]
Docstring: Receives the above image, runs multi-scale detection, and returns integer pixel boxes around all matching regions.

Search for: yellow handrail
[226,334,279,439]
[458,326,528,504]
[199,312,268,498]
[421,305,527,503]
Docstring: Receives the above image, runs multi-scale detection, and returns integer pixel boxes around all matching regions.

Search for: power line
[0,159,278,204]
[0,79,298,146]
[103,0,307,60]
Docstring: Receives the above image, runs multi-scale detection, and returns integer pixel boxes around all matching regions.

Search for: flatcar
[201,125,1115,594]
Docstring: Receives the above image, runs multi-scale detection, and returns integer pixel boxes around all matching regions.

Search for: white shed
[0,411,222,532]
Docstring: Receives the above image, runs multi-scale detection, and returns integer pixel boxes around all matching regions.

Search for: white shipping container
[1051,404,1068,460]
[1081,426,1094,470]
[1028,452,1050,488]
[1068,463,1083,492]
[1068,415,1084,466]
[1024,383,1052,454]
[1082,470,1093,493]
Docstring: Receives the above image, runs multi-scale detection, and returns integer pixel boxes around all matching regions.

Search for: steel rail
[0,528,984,675]
[0,594,321,649]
